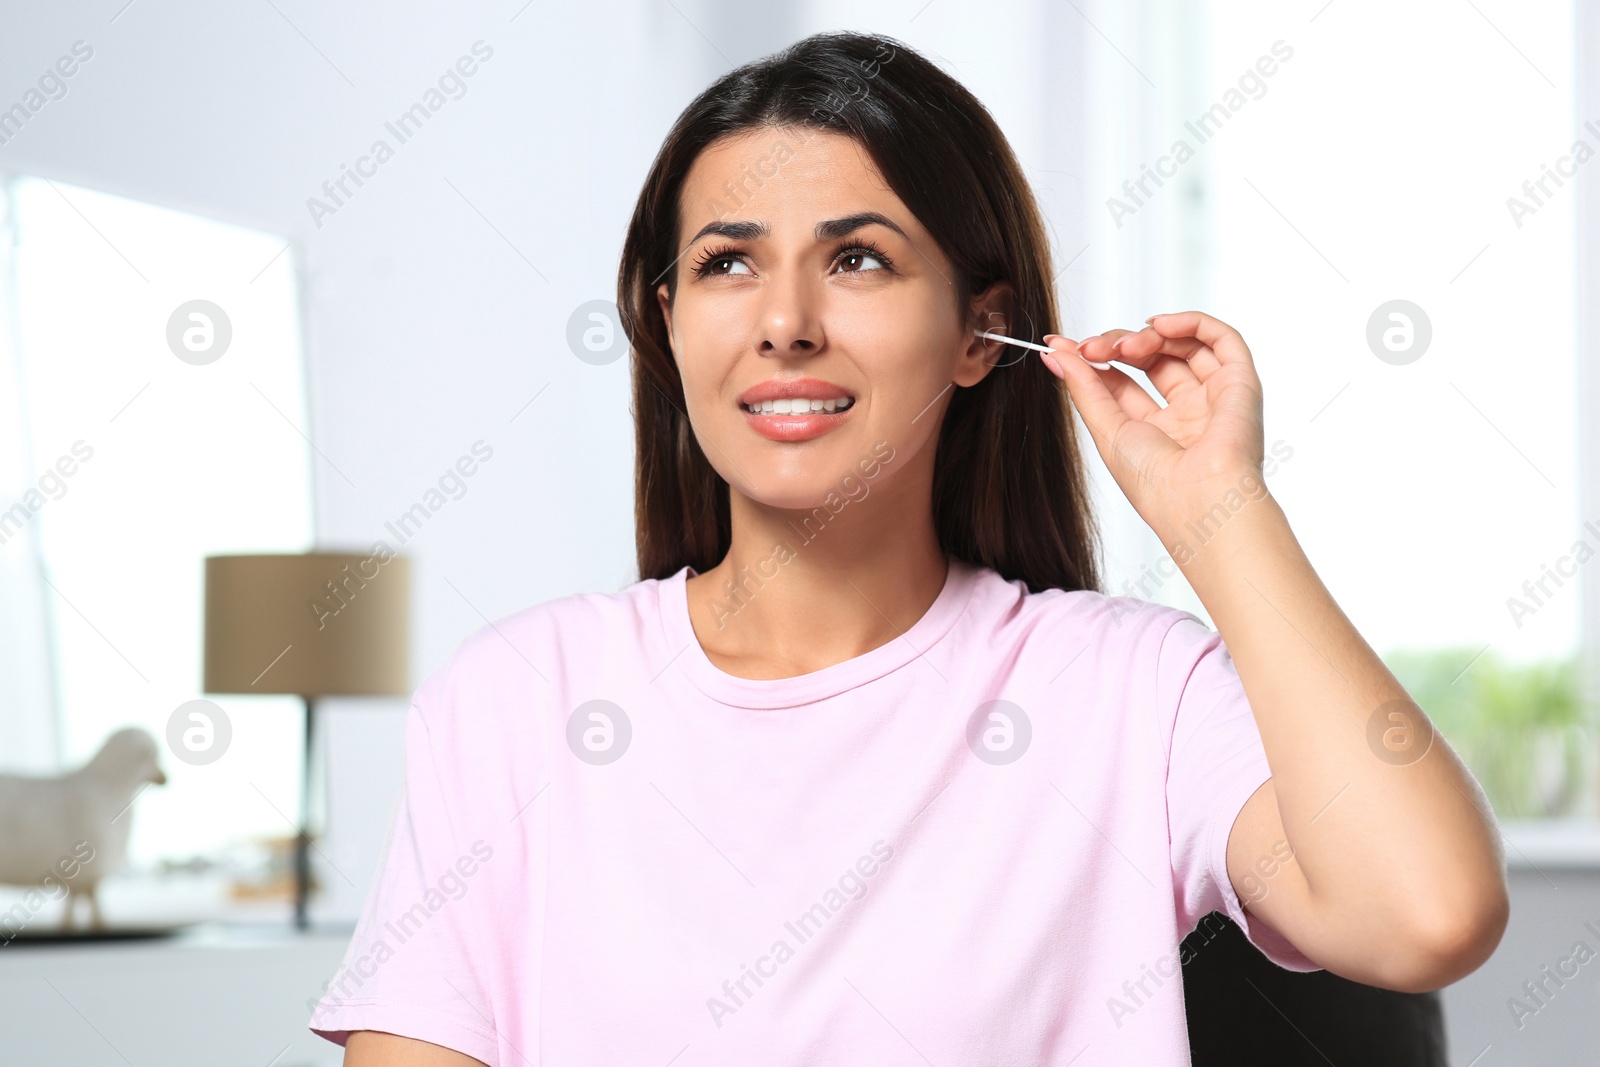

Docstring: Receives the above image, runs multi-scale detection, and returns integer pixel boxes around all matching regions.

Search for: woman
[312,30,1508,1065]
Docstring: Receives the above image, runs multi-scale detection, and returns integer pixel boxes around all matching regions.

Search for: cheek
[676,284,749,328]
[668,294,747,398]
[830,296,956,401]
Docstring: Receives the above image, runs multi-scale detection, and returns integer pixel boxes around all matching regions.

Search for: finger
[1090,361,1164,421]
[1144,311,1255,371]
[1070,329,1209,407]
[1109,334,1202,396]
[1092,353,1164,420]
[1049,338,1182,486]
[1081,327,1206,409]
[1076,329,1137,367]
[1043,334,1132,435]
[1109,326,1218,379]
[1045,337,1133,453]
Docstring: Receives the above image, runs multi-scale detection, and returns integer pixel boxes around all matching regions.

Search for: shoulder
[959,562,1207,655]
[414,572,673,719]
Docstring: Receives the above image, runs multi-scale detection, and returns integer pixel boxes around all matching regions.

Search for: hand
[1040,311,1266,539]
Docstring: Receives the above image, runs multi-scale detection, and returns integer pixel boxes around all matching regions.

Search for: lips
[738,376,857,441]
[738,376,855,414]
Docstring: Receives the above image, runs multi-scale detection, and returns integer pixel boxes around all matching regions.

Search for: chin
[730,473,853,513]
[721,435,902,515]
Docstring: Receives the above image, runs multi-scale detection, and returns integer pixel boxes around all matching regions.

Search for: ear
[656,282,676,360]
[954,281,1018,388]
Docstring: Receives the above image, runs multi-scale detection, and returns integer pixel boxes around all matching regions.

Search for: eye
[690,244,751,278]
[833,240,895,274]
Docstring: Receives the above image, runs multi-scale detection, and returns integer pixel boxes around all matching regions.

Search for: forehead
[676,127,912,244]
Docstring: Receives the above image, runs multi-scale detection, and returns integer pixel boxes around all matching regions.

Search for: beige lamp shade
[204,552,411,696]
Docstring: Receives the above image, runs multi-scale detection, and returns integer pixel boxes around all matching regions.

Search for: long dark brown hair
[617,30,1102,596]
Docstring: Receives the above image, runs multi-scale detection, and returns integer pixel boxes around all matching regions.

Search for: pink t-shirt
[309,558,1318,1064]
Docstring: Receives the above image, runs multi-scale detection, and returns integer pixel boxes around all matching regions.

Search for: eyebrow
[685,211,908,247]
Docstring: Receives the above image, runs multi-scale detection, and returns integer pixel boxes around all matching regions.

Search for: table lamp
[202,551,410,929]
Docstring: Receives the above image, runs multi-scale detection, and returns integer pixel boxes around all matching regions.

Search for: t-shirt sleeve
[1158,610,1321,973]
[308,652,501,1062]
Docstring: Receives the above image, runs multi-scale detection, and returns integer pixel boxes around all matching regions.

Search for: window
[1181,4,1584,820]
[1204,4,1578,651]
[0,174,316,922]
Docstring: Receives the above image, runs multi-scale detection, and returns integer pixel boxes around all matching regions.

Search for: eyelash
[689,238,897,278]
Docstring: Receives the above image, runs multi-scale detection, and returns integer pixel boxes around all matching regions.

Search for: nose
[756,270,822,358]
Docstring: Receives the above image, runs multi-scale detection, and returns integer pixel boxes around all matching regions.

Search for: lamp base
[294,694,316,931]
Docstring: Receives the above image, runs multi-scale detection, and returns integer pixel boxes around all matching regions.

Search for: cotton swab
[972,328,1112,370]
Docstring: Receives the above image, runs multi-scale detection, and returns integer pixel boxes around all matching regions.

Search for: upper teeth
[746,397,854,414]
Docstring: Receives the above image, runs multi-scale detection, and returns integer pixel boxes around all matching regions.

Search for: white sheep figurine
[0,727,168,932]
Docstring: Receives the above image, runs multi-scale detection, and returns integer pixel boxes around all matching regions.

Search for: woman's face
[658,127,1007,511]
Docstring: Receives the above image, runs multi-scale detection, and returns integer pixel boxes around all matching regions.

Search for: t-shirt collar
[656,558,978,709]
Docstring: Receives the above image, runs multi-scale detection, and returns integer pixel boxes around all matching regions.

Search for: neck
[685,446,949,679]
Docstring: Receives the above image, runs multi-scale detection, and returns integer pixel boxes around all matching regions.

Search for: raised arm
[1044,311,1509,991]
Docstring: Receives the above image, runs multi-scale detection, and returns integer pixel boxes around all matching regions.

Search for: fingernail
[1143,315,1158,324]
[1080,352,1112,371]
[1040,351,1064,378]
[1111,335,1128,351]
